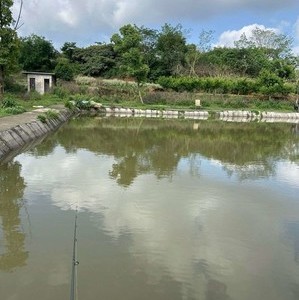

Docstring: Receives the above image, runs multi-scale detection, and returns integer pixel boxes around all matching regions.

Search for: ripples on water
[1,117,299,300]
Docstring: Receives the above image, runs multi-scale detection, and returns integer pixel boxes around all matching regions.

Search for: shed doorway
[29,78,36,91]
[44,79,50,93]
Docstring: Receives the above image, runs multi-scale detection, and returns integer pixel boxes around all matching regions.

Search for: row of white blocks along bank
[219,111,255,118]
[260,112,299,119]
[104,108,299,120]
[219,111,299,119]
[105,107,209,117]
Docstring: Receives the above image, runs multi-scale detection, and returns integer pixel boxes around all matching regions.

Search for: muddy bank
[0,107,75,161]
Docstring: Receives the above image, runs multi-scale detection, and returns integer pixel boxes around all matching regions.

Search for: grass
[0,93,63,117]
[37,109,60,123]
[0,76,297,119]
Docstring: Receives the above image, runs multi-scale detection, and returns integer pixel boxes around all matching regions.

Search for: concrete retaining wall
[0,109,74,161]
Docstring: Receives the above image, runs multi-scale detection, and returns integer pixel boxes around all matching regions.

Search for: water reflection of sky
[15,145,299,300]
[180,156,299,198]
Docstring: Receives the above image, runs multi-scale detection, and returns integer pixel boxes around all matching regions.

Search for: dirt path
[0,105,65,132]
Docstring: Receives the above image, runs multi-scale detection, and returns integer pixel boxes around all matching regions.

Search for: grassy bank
[0,76,297,118]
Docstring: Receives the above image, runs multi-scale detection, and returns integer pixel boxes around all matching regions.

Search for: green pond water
[1,117,299,300]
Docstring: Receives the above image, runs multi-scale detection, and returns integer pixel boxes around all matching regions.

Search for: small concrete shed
[23,71,56,94]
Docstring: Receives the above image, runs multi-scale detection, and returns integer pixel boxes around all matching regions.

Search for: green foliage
[157,76,261,95]
[257,69,285,97]
[4,76,26,93]
[26,90,42,100]
[0,96,26,115]
[37,109,59,123]
[156,24,188,76]
[4,106,26,115]
[111,24,150,102]
[75,99,91,110]
[1,97,17,108]
[54,58,75,81]
[61,42,78,61]
[111,24,149,83]
[0,0,20,94]
[234,26,293,59]
[64,100,75,109]
[71,98,92,110]
[45,109,59,120]
[72,43,116,77]
[37,114,47,123]
[53,86,71,98]
[19,34,58,71]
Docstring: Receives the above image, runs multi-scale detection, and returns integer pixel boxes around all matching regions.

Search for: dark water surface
[1,117,299,300]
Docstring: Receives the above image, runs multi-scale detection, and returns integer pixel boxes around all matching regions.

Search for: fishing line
[70,204,79,300]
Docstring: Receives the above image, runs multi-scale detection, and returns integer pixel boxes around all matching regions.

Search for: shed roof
[22,71,56,76]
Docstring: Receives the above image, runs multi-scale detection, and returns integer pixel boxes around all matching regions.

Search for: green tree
[155,23,188,76]
[139,26,160,80]
[0,0,20,96]
[72,43,116,77]
[234,27,296,78]
[257,69,285,98]
[54,57,75,81]
[61,42,78,61]
[235,27,293,59]
[204,47,270,77]
[111,24,149,103]
[185,30,214,77]
[19,34,58,71]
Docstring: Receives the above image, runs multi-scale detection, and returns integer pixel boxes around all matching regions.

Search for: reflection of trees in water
[26,134,58,157]
[193,259,232,300]
[221,160,277,180]
[0,161,28,272]
[51,117,299,186]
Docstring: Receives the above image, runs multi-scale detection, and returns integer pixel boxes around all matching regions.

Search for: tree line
[1,0,298,98]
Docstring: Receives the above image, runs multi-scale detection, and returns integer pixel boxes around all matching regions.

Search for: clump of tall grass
[0,97,26,115]
[37,109,60,123]
[75,76,97,86]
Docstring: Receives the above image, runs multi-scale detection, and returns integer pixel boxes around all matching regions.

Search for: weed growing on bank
[37,110,60,123]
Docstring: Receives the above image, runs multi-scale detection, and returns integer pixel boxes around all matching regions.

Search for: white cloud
[216,24,280,48]
[12,0,298,47]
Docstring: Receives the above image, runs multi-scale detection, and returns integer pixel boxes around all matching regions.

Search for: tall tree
[111,24,149,103]
[185,29,214,76]
[61,42,78,62]
[156,24,188,76]
[71,43,116,77]
[234,27,293,59]
[139,26,159,80]
[19,34,58,72]
[0,0,19,96]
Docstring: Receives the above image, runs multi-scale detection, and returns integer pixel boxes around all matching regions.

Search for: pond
[1,117,299,300]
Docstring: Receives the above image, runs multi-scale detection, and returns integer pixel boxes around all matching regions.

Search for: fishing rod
[70,206,79,300]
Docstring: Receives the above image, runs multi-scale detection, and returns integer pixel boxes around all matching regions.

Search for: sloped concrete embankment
[0,109,74,161]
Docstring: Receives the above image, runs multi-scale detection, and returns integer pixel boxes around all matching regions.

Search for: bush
[54,59,75,81]
[26,91,42,101]
[53,86,70,98]
[157,76,260,95]
[37,109,59,123]
[4,79,26,93]
[37,114,47,123]
[45,110,59,120]
[4,106,26,115]
[1,98,17,108]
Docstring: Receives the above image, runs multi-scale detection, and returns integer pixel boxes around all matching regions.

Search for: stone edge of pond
[0,108,76,162]
[91,106,299,123]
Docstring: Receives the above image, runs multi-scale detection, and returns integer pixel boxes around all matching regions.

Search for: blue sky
[13,0,299,54]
